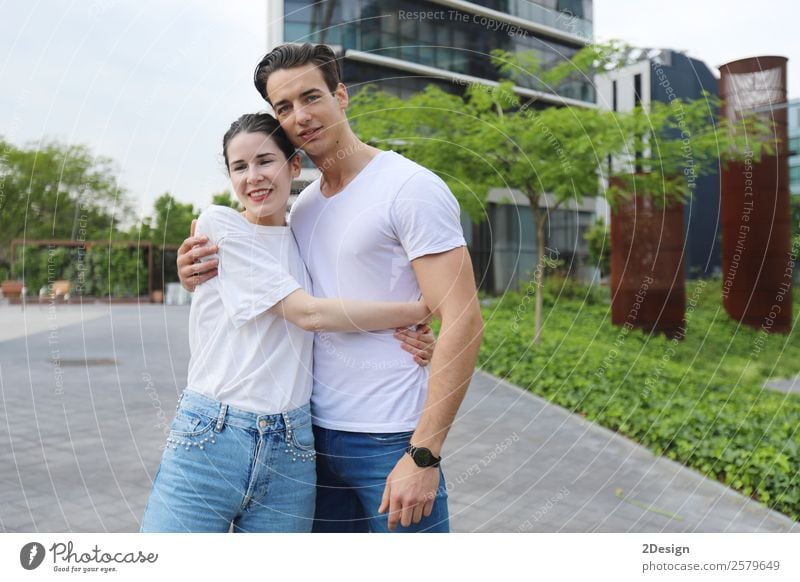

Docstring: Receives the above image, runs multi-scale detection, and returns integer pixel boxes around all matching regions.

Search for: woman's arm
[270,289,430,333]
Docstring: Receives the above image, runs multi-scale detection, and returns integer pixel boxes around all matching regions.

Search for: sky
[1,0,797,219]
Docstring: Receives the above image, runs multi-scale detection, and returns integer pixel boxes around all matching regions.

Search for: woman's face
[226,131,300,226]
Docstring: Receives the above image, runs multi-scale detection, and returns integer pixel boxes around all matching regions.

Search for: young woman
[140,113,431,533]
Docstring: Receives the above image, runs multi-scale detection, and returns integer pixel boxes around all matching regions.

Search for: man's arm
[378,246,483,530]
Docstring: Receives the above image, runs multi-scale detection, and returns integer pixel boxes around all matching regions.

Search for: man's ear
[290,154,302,177]
[335,82,349,109]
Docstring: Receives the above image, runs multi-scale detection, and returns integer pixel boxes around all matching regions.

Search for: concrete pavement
[0,304,796,532]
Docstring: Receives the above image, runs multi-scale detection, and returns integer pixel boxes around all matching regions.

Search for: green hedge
[479,278,800,520]
[11,245,147,297]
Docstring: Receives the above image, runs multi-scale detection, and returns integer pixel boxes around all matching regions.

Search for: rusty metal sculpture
[719,56,792,333]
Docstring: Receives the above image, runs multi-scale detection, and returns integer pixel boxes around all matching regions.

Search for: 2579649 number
[730,560,780,571]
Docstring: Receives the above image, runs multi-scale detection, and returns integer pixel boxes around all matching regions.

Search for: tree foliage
[348,42,773,345]
[0,138,134,265]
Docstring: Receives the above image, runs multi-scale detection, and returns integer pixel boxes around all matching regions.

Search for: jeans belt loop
[214,404,227,433]
[282,410,293,443]
[175,391,184,411]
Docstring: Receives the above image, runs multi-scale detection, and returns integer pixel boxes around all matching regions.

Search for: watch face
[415,448,434,466]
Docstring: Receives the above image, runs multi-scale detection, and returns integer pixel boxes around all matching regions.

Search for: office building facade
[268,0,598,292]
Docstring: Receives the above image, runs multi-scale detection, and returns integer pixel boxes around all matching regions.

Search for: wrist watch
[405,444,441,468]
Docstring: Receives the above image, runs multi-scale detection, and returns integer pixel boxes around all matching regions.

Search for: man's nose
[296,105,312,124]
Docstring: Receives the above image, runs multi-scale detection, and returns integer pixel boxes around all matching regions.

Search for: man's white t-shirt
[187,205,314,414]
[289,150,466,432]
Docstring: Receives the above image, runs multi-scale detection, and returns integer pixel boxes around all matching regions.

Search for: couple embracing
[141,43,483,533]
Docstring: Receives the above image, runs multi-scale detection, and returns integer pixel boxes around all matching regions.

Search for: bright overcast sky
[1,0,797,218]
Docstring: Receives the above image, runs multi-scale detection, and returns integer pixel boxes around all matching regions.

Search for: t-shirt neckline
[216,204,291,234]
[319,150,392,200]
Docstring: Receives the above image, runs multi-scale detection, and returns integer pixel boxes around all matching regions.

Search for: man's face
[266,64,348,158]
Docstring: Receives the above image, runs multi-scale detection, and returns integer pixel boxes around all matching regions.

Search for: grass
[476,276,800,520]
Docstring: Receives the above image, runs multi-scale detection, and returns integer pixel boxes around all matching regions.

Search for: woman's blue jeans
[141,390,316,532]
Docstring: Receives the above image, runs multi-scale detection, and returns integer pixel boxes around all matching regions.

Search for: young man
[178,43,483,532]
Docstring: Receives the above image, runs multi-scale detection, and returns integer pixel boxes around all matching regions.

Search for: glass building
[789,99,800,197]
[268,0,599,292]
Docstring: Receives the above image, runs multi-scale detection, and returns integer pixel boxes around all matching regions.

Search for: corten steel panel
[719,57,792,333]
[610,184,686,338]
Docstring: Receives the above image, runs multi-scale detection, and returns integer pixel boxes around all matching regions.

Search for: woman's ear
[291,153,301,177]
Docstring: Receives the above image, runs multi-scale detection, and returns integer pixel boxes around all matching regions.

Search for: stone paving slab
[444,371,798,533]
[1,305,796,533]
[764,376,800,394]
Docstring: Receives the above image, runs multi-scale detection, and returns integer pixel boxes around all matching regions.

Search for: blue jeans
[312,426,449,532]
[141,390,316,532]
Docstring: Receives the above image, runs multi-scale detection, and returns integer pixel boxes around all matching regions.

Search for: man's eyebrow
[273,87,323,107]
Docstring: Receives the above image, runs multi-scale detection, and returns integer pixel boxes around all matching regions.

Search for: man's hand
[177,219,219,292]
[378,453,440,531]
[394,324,435,366]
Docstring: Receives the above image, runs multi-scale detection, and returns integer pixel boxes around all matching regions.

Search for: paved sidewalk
[0,305,796,532]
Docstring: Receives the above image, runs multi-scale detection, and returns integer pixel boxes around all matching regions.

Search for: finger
[193,270,217,286]
[177,246,217,271]
[399,503,414,529]
[422,499,435,518]
[191,245,218,262]
[177,235,209,256]
[378,483,390,515]
[401,337,425,350]
[387,496,400,531]
[413,355,429,367]
[190,219,197,237]
[411,503,424,525]
[180,260,218,279]
[417,323,432,334]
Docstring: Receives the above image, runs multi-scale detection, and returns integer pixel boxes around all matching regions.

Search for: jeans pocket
[364,431,414,445]
[289,422,316,452]
[169,408,216,438]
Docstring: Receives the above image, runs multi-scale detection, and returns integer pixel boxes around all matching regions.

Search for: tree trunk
[529,200,548,346]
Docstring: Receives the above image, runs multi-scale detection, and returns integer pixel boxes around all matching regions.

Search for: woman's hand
[177,220,219,292]
[394,324,436,367]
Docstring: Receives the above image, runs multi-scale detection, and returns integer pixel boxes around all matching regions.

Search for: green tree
[0,138,133,266]
[144,193,196,246]
[349,43,770,345]
[211,190,242,210]
[584,218,610,278]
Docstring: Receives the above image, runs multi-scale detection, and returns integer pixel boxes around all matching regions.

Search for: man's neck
[309,133,383,197]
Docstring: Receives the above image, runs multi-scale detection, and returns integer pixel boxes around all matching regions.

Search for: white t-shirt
[289,150,466,432]
[187,205,314,414]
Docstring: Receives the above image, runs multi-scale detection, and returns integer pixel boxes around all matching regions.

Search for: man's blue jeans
[312,426,449,532]
[141,390,316,532]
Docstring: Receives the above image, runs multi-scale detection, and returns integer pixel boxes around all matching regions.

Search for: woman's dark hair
[253,43,342,103]
[222,113,296,171]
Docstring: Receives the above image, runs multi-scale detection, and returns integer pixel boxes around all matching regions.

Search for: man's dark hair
[253,43,342,104]
[222,113,296,171]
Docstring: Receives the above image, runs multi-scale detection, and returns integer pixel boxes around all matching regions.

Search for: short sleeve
[389,170,467,261]
[195,207,301,328]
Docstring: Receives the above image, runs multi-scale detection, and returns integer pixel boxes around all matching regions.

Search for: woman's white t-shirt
[186,205,313,414]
